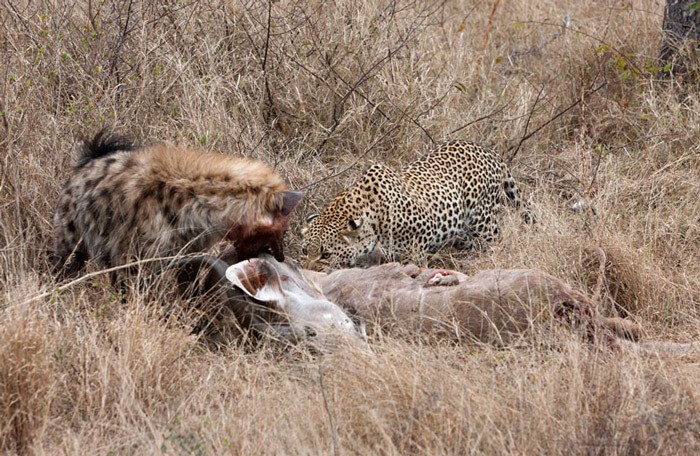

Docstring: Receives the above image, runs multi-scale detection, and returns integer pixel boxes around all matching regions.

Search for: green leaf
[595,44,611,54]
[644,58,659,73]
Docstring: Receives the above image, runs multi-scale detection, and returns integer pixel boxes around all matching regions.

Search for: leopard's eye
[320,251,332,260]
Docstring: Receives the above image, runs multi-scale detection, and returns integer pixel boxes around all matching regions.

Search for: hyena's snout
[267,237,285,262]
[225,224,287,262]
[225,190,304,263]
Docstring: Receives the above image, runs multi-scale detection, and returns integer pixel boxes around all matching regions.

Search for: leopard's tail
[502,170,536,224]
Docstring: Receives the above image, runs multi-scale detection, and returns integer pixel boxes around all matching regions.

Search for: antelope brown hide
[176,254,647,349]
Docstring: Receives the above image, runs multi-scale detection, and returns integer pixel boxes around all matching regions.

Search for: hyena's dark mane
[75,128,137,168]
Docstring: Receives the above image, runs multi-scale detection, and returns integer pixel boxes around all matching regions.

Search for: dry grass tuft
[0,301,56,453]
[1,0,700,453]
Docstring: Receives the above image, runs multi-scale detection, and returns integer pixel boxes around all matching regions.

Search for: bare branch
[477,0,501,66]
[506,81,608,162]
[447,101,512,137]
[300,124,402,191]
[21,254,201,305]
[507,84,545,162]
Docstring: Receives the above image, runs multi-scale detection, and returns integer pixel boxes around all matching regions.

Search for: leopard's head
[301,194,375,272]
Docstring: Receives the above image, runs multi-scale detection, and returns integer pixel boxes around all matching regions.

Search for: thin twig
[238,4,262,60]
[300,124,402,191]
[20,255,198,306]
[384,94,437,145]
[506,81,607,162]
[592,246,608,307]
[262,0,273,81]
[144,0,201,27]
[296,2,440,154]
[448,100,512,137]
[520,20,644,75]
[318,365,338,456]
[508,84,545,162]
[477,0,501,67]
[5,1,40,48]
[311,36,421,153]
[0,98,9,132]
[109,0,134,76]
[261,0,279,128]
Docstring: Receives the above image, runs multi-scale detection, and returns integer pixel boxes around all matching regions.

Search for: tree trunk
[660,0,700,78]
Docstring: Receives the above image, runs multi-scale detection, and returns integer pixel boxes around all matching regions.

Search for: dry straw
[1,0,699,453]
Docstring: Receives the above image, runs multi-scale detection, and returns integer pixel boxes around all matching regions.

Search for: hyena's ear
[280,190,305,216]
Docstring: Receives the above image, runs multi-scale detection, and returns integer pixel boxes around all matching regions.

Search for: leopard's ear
[347,218,363,230]
[340,218,362,242]
[305,213,320,224]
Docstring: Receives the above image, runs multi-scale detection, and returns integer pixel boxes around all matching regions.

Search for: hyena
[52,129,303,279]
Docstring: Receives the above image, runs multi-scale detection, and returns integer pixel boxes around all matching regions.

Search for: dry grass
[1,0,699,453]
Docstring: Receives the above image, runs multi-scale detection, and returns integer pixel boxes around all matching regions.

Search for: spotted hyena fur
[52,129,303,278]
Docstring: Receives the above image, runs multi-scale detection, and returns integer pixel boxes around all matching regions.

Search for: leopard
[301,140,533,271]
